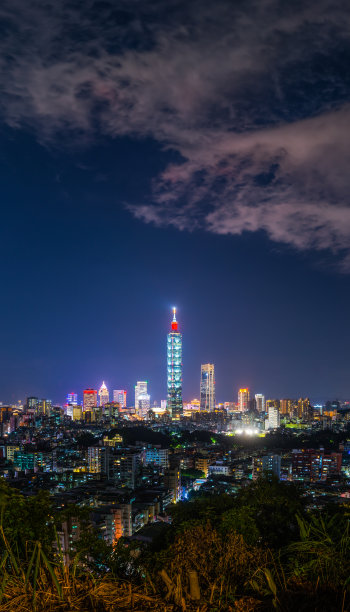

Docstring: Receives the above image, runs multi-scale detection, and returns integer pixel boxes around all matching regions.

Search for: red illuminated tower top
[171,307,178,331]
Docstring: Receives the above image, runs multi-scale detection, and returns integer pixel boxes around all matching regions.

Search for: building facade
[66,393,78,406]
[83,389,97,412]
[292,449,342,482]
[98,382,109,407]
[135,381,148,414]
[200,363,215,411]
[238,388,250,411]
[167,308,183,419]
[252,454,281,480]
[255,394,265,413]
[113,389,127,408]
[266,405,280,429]
[144,446,169,469]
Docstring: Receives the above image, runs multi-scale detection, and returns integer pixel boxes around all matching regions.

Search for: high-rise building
[200,364,215,411]
[167,308,183,419]
[280,398,293,415]
[38,399,52,416]
[66,393,78,406]
[88,446,108,474]
[266,399,280,412]
[98,382,109,407]
[238,388,250,411]
[255,394,265,413]
[83,389,97,412]
[138,394,151,418]
[26,397,38,412]
[266,405,280,430]
[113,390,127,408]
[72,405,83,421]
[135,381,148,413]
[297,398,313,421]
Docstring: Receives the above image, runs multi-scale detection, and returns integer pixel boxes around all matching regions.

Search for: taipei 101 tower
[167,308,183,419]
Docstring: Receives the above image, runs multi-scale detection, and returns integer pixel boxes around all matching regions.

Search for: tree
[0,479,55,557]
[235,476,304,548]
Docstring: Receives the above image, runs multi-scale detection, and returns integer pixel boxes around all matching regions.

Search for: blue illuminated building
[167,308,183,419]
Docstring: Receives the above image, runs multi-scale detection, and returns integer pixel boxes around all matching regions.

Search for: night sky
[1,0,350,405]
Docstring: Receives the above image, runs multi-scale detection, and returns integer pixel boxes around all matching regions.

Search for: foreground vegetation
[0,477,349,611]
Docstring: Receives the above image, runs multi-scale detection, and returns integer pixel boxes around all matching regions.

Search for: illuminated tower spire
[167,307,183,419]
[171,307,178,331]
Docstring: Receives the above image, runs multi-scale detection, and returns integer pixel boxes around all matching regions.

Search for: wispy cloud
[1,0,350,265]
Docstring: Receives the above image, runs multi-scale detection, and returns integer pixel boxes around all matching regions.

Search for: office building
[83,389,97,412]
[98,382,109,407]
[113,389,127,408]
[135,381,148,414]
[72,405,83,421]
[266,399,280,412]
[200,363,215,411]
[66,393,78,406]
[255,394,265,413]
[138,394,151,418]
[26,397,38,413]
[167,308,183,419]
[104,402,120,422]
[238,388,250,412]
[38,399,52,416]
[280,399,293,415]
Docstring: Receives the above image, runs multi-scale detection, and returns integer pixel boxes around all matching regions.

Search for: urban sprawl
[0,309,349,551]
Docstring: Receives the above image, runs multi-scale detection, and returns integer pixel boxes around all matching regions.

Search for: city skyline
[0,305,349,407]
[1,1,350,403]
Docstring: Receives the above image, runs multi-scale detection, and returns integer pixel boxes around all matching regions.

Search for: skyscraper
[26,397,38,412]
[138,394,151,418]
[255,394,265,413]
[167,308,183,419]
[200,363,215,411]
[38,399,52,416]
[113,389,127,408]
[66,393,78,406]
[238,388,250,411]
[98,382,109,407]
[83,389,97,412]
[135,381,148,414]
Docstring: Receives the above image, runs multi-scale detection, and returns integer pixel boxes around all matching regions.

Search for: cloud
[1,0,350,265]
